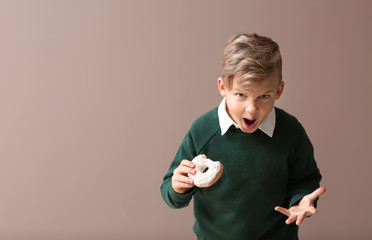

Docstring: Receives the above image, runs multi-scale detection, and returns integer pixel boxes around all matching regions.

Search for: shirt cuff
[289,193,306,208]
[169,186,196,202]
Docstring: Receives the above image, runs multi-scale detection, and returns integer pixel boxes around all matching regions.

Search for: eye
[259,94,270,99]
[236,93,246,98]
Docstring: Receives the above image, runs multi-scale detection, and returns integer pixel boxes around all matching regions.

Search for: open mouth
[244,118,257,129]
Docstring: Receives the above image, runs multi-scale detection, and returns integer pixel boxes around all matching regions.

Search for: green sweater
[161,107,321,240]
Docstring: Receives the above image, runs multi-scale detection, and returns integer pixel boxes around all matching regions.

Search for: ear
[275,81,285,100]
[217,78,228,97]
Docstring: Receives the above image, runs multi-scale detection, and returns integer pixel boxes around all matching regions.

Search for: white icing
[188,154,221,187]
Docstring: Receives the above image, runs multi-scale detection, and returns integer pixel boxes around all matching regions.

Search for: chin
[240,127,259,134]
[243,130,258,134]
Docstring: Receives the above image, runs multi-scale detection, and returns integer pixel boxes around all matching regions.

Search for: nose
[245,100,259,113]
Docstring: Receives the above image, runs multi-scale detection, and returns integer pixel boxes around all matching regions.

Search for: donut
[188,154,223,188]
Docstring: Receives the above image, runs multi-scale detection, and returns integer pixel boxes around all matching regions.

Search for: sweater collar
[217,98,276,137]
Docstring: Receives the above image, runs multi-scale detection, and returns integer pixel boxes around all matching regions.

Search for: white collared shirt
[217,98,276,137]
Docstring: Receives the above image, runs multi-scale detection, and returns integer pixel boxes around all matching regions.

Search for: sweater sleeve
[287,122,322,208]
[160,130,198,209]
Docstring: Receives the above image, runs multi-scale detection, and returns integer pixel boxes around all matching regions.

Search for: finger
[180,159,195,168]
[172,173,194,184]
[306,187,327,201]
[172,175,194,188]
[286,214,297,225]
[174,165,196,175]
[274,206,290,217]
[173,180,194,188]
[296,213,306,226]
[172,180,194,193]
[308,206,317,215]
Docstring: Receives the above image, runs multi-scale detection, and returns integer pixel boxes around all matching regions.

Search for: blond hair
[221,33,282,89]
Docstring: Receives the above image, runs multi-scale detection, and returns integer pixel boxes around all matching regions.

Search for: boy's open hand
[172,160,196,194]
[275,187,326,226]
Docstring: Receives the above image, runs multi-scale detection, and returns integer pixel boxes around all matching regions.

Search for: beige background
[1,0,371,239]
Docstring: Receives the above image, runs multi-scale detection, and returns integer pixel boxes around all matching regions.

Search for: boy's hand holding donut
[172,160,196,194]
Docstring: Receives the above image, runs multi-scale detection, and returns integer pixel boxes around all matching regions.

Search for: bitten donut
[188,154,223,187]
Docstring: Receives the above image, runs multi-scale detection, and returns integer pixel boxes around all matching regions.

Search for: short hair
[221,33,282,89]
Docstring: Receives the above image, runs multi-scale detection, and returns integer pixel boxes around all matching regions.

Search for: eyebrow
[261,90,274,95]
[233,89,274,95]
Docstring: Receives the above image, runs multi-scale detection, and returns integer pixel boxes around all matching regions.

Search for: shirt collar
[217,98,276,137]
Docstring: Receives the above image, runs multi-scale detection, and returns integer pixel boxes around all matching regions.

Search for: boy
[160,33,325,240]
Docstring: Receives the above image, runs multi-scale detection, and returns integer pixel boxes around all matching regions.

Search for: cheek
[259,102,275,116]
[230,103,245,116]
[226,100,242,115]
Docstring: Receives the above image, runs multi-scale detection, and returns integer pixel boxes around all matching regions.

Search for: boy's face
[218,74,284,134]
